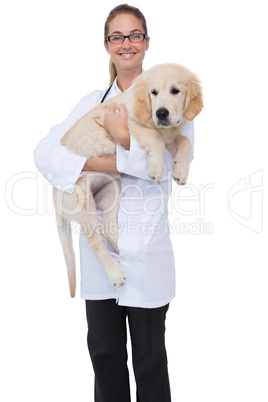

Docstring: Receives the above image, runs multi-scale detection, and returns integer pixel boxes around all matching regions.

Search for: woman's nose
[122,38,132,48]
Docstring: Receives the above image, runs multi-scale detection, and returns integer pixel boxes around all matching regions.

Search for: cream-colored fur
[54,63,203,297]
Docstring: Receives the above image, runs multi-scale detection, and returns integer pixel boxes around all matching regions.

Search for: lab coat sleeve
[33,91,101,193]
[116,120,194,181]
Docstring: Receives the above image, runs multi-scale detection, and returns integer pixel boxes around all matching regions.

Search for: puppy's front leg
[129,123,166,182]
[146,140,166,182]
[169,135,191,185]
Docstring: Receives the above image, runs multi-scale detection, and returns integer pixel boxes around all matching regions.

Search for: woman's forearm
[82,153,121,175]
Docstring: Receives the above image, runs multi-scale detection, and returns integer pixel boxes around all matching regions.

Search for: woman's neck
[116,67,143,92]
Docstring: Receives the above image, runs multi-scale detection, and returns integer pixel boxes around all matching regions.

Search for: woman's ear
[133,73,152,123]
[145,36,150,51]
[104,40,110,54]
[184,75,203,121]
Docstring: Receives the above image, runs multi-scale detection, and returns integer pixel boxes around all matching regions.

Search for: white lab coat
[34,78,194,308]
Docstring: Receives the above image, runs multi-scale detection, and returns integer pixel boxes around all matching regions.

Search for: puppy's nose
[156,108,169,121]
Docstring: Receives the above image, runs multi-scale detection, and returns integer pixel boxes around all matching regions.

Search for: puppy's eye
[171,88,180,95]
[151,90,158,96]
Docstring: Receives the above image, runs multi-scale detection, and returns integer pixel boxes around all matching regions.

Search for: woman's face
[105,13,150,74]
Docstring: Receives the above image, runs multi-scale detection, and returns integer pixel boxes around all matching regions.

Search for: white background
[1,0,267,401]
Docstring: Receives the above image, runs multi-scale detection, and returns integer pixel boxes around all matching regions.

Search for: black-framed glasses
[107,33,147,44]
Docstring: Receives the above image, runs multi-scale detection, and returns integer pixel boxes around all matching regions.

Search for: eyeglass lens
[109,34,145,43]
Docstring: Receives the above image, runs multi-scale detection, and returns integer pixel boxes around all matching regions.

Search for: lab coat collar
[112,70,145,94]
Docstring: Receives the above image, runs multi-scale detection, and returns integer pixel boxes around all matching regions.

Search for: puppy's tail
[56,213,76,298]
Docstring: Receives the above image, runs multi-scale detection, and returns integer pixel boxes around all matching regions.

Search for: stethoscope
[100,84,113,103]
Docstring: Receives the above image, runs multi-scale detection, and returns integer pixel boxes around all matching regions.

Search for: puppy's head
[133,63,203,127]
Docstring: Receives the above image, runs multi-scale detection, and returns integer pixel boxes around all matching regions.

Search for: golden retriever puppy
[53,63,203,297]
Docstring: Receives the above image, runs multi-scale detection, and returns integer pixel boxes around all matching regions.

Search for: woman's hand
[84,104,130,175]
[95,104,130,150]
[82,153,120,175]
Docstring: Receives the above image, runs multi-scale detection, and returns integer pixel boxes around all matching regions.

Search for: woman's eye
[132,34,142,40]
[171,88,180,95]
[151,90,158,96]
[110,35,123,43]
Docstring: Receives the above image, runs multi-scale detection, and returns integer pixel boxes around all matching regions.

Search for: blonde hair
[104,4,148,85]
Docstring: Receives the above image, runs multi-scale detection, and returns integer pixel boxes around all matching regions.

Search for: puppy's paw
[147,165,164,183]
[112,269,126,287]
[173,163,189,185]
[106,262,126,287]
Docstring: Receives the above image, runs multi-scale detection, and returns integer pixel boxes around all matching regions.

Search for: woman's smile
[118,52,137,58]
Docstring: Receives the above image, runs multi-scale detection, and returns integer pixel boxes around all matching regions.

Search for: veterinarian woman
[34,4,194,401]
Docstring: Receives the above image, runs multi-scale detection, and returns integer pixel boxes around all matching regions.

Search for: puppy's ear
[133,74,152,123]
[184,75,203,121]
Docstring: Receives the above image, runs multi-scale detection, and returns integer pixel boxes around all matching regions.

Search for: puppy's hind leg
[77,201,125,287]
[94,177,121,253]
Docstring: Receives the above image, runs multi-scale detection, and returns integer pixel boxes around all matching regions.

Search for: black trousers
[85,299,171,402]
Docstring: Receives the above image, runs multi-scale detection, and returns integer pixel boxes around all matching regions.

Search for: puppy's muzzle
[156,107,170,126]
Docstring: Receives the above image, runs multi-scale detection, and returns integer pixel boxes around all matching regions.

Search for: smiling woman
[104,6,150,91]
